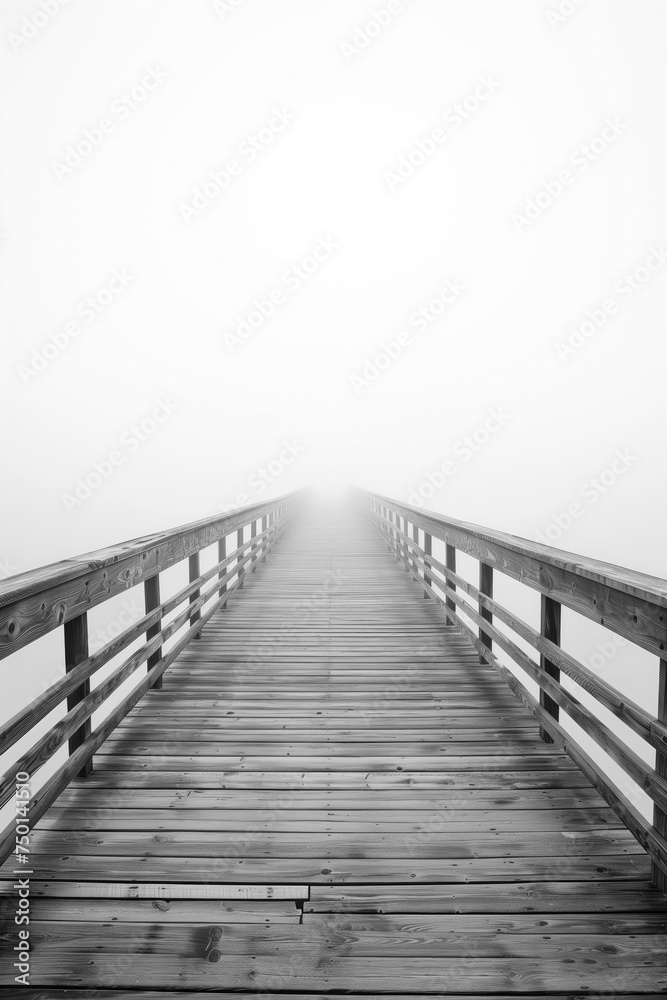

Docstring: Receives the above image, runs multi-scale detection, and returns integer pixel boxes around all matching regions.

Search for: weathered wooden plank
[0,897,301,923]
[1,951,666,991]
[57,768,592,789]
[36,806,622,833]
[52,786,609,809]
[4,987,662,1000]
[94,741,555,757]
[0,853,651,883]
[0,881,306,899]
[89,753,580,771]
[307,879,666,912]
[4,920,667,959]
[19,827,642,858]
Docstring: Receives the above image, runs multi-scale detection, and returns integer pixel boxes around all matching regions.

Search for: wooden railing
[362,490,667,893]
[0,492,299,864]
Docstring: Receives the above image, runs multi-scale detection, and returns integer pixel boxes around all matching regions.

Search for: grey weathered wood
[412,523,419,577]
[64,613,92,778]
[251,519,258,571]
[237,526,245,589]
[445,543,456,611]
[539,595,562,744]
[478,562,493,664]
[188,552,201,638]
[1,497,666,993]
[365,490,667,659]
[654,658,667,893]
[261,515,268,562]
[423,532,432,595]
[0,492,298,660]
[217,536,227,607]
[144,574,162,689]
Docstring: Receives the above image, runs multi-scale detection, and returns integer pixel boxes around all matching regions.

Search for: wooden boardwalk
[1,502,666,995]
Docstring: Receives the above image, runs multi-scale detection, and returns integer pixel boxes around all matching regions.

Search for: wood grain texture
[0,493,298,659]
[0,500,665,996]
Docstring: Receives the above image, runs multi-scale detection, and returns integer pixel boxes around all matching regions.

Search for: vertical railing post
[384,507,392,552]
[412,524,419,577]
[217,536,227,608]
[423,532,432,597]
[64,613,92,778]
[478,562,493,663]
[653,659,667,892]
[144,574,163,688]
[189,552,201,637]
[261,515,268,562]
[539,595,562,743]
[402,518,410,572]
[251,519,258,572]
[445,543,456,613]
[237,526,245,589]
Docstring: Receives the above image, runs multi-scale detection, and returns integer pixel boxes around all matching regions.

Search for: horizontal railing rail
[361,489,667,894]
[0,492,300,864]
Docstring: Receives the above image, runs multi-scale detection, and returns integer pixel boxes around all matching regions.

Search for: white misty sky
[1,0,665,583]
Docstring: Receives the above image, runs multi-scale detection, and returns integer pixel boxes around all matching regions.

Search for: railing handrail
[0,490,301,660]
[363,489,667,659]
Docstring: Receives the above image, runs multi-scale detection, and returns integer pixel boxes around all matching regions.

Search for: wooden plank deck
[1,503,666,995]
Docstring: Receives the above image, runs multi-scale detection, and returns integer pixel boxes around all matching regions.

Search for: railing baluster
[144,574,163,689]
[445,543,456,612]
[423,532,432,597]
[251,519,258,572]
[402,517,410,571]
[189,552,201,637]
[64,613,92,778]
[653,658,667,892]
[217,536,227,606]
[412,523,419,577]
[539,595,562,743]
[261,515,268,562]
[237,526,246,589]
[478,562,493,662]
